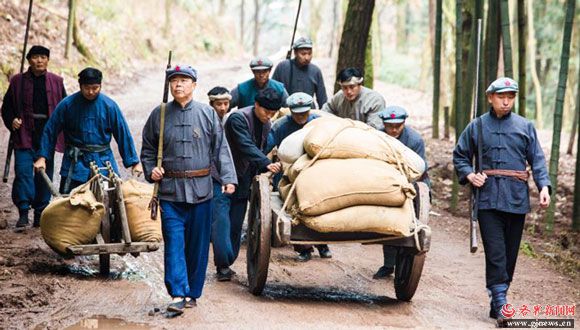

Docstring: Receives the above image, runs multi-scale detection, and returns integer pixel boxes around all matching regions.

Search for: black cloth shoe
[216,267,236,282]
[33,213,41,228]
[373,266,395,279]
[185,298,197,308]
[16,210,29,228]
[317,245,332,259]
[489,301,497,319]
[297,251,312,262]
[167,298,186,314]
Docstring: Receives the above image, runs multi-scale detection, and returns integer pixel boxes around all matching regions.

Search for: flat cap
[486,77,518,94]
[293,37,313,49]
[26,45,50,60]
[250,56,273,70]
[255,87,283,111]
[286,92,313,113]
[379,106,408,124]
[78,67,102,85]
[167,65,197,81]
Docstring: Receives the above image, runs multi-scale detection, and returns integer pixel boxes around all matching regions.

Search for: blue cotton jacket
[38,92,139,182]
[264,113,320,154]
[230,78,289,109]
[398,126,431,187]
[453,109,551,214]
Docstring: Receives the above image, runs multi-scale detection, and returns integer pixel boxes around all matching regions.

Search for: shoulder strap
[156,103,166,168]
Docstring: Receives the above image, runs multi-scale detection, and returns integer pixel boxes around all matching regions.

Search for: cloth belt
[64,143,110,193]
[32,113,48,119]
[165,169,210,178]
[482,169,530,182]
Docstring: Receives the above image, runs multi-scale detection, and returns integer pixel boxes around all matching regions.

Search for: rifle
[470,19,483,253]
[3,0,33,183]
[286,0,303,60]
[148,50,172,220]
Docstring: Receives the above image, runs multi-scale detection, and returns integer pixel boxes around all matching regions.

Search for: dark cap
[26,45,50,60]
[166,65,197,81]
[255,88,283,111]
[78,67,103,85]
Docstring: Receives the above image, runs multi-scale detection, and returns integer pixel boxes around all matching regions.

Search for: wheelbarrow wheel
[394,249,425,301]
[246,174,272,296]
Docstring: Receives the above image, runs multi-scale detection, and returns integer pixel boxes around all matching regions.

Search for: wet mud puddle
[64,316,151,329]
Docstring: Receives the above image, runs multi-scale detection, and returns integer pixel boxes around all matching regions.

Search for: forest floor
[0,58,578,329]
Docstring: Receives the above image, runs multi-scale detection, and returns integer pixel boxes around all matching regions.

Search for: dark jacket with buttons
[453,109,551,214]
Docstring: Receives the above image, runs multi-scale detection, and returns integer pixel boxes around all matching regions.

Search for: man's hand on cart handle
[267,162,282,174]
[467,172,487,188]
[222,183,236,195]
[33,157,46,173]
[131,163,143,177]
[151,167,165,181]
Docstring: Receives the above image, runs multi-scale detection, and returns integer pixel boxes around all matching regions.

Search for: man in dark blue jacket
[453,77,551,323]
[224,88,282,266]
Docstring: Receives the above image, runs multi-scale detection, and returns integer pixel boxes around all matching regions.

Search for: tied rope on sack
[280,119,428,251]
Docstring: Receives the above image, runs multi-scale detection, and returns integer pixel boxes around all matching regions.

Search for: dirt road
[0,59,578,329]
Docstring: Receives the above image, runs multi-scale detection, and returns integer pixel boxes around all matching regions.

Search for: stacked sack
[277,116,425,237]
[40,179,162,256]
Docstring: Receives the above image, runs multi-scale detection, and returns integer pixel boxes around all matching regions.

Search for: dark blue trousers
[58,176,84,195]
[12,149,54,216]
[160,199,212,299]
[478,209,525,288]
[210,180,235,269]
[229,197,248,262]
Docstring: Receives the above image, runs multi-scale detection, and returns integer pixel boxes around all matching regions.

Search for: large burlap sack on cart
[297,199,415,236]
[40,183,104,256]
[285,153,312,182]
[303,117,425,181]
[122,179,162,242]
[294,158,416,216]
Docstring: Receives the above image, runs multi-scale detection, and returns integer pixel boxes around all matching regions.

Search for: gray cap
[486,77,518,94]
[293,37,313,50]
[286,92,313,113]
[379,106,408,124]
[166,65,197,81]
[249,56,273,70]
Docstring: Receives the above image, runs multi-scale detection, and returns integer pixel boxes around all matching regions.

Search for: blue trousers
[210,180,235,269]
[229,197,248,262]
[12,149,54,216]
[160,199,212,299]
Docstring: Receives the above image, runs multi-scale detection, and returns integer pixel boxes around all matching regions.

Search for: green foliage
[378,52,420,89]
[520,240,537,258]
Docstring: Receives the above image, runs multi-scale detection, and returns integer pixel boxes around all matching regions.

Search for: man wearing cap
[264,92,332,262]
[34,67,142,194]
[206,86,237,281]
[321,67,384,130]
[272,37,327,108]
[374,105,430,279]
[1,45,67,228]
[453,77,551,323]
[141,66,237,313]
[224,87,283,266]
[230,56,289,109]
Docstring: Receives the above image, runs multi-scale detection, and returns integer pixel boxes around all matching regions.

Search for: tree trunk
[328,0,339,57]
[164,0,171,38]
[240,0,245,44]
[334,0,375,93]
[500,0,513,78]
[72,5,94,62]
[432,0,443,139]
[482,0,501,115]
[567,76,579,155]
[517,0,526,117]
[395,0,407,52]
[64,0,75,59]
[527,0,542,128]
[253,0,260,56]
[572,58,580,231]
[545,0,576,233]
[451,0,464,212]
[459,0,475,134]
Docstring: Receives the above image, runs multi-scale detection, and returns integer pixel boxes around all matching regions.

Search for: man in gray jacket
[141,65,237,314]
[321,67,385,130]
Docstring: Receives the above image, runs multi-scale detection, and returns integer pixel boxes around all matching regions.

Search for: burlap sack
[285,153,312,183]
[40,183,104,256]
[297,199,415,236]
[303,117,425,181]
[294,158,416,216]
[121,179,162,242]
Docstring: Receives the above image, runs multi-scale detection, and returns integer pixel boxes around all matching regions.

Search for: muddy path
[0,58,578,329]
